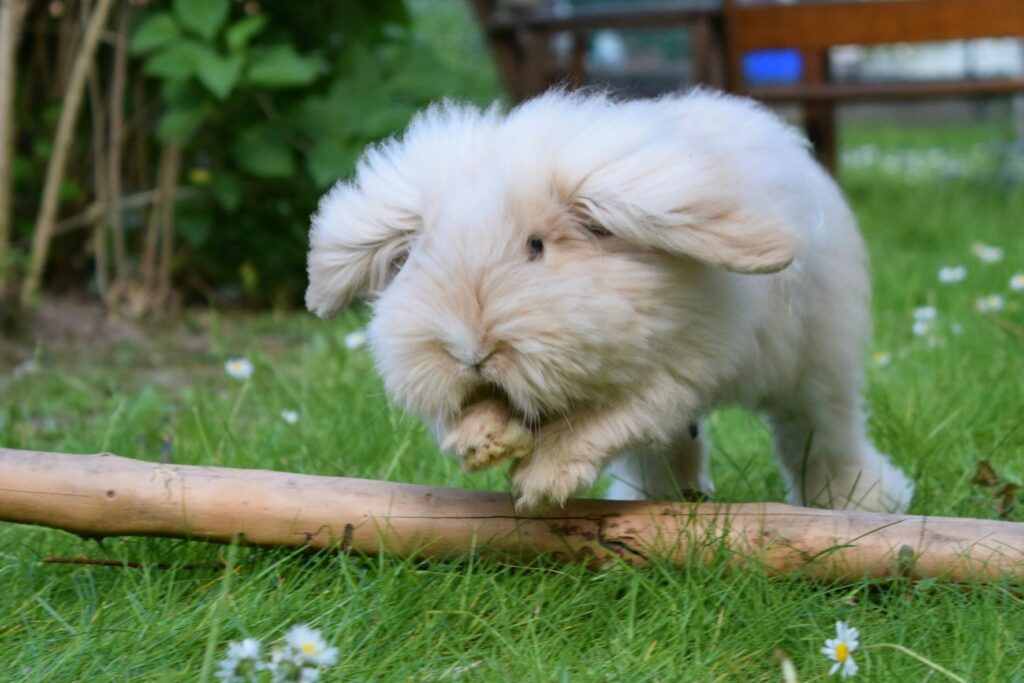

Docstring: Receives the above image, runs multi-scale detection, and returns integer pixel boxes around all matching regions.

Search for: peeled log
[0,447,1021,582]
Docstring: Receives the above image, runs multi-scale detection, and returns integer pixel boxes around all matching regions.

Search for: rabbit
[305,88,915,514]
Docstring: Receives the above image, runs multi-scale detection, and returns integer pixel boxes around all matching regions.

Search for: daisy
[225,357,254,381]
[285,625,338,667]
[267,646,327,682]
[937,265,966,284]
[216,638,262,682]
[970,242,1003,263]
[911,306,937,337]
[344,330,367,350]
[912,306,937,322]
[872,351,891,367]
[1010,273,1024,292]
[281,409,299,425]
[822,620,860,678]
[975,294,1005,314]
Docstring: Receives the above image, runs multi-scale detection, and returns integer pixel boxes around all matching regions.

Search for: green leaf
[172,0,229,42]
[246,45,320,88]
[194,48,243,100]
[129,13,181,55]
[232,126,295,178]
[157,105,206,142]
[306,140,359,188]
[144,40,206,81]
[59,178,85,203]
[159,77,203,105]
[359,103,415,140]
[210,173,242,211]
[225,15,266,52]
[175,203,213,247]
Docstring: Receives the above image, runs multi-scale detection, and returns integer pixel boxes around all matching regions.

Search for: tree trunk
[1,448,1021,583]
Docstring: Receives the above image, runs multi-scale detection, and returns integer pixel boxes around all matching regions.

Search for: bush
[7,0,500,310]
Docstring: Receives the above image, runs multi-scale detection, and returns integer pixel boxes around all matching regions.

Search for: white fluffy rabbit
[305,89,914,513]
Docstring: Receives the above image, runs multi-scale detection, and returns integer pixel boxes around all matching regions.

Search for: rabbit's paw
[510,452,601,512]
[442,398,534,472]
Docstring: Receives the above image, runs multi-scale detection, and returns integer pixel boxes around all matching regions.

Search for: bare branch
[106,0,128,292]
[20,0,115,308]
[0,0,28,298]
[2,447,1022,582]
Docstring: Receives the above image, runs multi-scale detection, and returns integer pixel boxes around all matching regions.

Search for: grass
[3,123,1024,682]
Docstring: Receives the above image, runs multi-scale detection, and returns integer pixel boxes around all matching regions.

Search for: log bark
[0,447,1021,582]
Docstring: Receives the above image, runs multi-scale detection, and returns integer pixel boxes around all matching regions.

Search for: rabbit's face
[368,179,674,428]
[307,96,801,431]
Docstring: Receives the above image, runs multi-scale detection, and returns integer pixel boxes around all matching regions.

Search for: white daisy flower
[281,409,300,425]
[216,638,263,682]
[285,625,338,667]
[872,351,891,367]
[970,242,1003,263]
[912,320,933,337]
[821,620,860,678]
[225,357,254,381]
[344,330,367,350]
[1010,273,1024,292]
[937,265,966,284]
[912,306,937,322]
[975,294,1005,314]
[266,647,322,682]
[951,322,964,336]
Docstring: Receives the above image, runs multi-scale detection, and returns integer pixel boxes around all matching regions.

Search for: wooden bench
[724,0,1024,170]
[470,1,725,100]
[470,0,1024,172]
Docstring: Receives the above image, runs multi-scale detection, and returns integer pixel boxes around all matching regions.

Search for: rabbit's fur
[306,89,914,513]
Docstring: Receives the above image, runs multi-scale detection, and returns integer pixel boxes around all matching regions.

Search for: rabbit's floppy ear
[573,193,798,274]
[563,148,799,274]
[305,160,420,318]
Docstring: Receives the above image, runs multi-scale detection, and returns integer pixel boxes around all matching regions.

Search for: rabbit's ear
[574,193,798,274]
[305,180,419,318]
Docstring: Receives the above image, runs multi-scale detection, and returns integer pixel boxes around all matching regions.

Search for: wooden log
[1,448,1022,582]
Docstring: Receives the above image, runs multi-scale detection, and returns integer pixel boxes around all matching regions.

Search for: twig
[155,141,181,310]
[106,0,129,293]
[20,0,116,307]
[40,186,198,239]
[43,556,222,570]
[85,0,109,297]
[138,141,181,314]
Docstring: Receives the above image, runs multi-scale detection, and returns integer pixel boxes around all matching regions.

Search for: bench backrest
[725,0,1024,90]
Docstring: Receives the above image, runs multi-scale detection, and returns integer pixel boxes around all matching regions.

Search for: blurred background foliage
[3,0,500,314]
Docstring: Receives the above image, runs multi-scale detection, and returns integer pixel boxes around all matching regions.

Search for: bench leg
[801,49,837,173]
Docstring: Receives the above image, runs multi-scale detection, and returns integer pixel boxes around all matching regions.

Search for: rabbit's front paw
[442,398,534,472]
[510,451,602,512]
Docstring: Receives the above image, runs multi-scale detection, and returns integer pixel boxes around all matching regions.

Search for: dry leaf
[971,459,1001,488]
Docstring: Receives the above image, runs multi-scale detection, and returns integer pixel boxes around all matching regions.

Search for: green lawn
[2,124,1024,681]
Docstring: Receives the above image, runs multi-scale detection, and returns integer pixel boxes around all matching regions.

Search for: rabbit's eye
[527,236,544,261]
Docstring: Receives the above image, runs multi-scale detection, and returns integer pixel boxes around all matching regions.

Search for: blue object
[743,49,803,84]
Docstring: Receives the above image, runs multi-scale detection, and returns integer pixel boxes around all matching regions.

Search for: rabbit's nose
[470,348,497,373]
[447,343,496,373]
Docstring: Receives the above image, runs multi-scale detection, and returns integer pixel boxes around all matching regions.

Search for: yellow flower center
[835,642,849,662]
[301,643,318,655]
